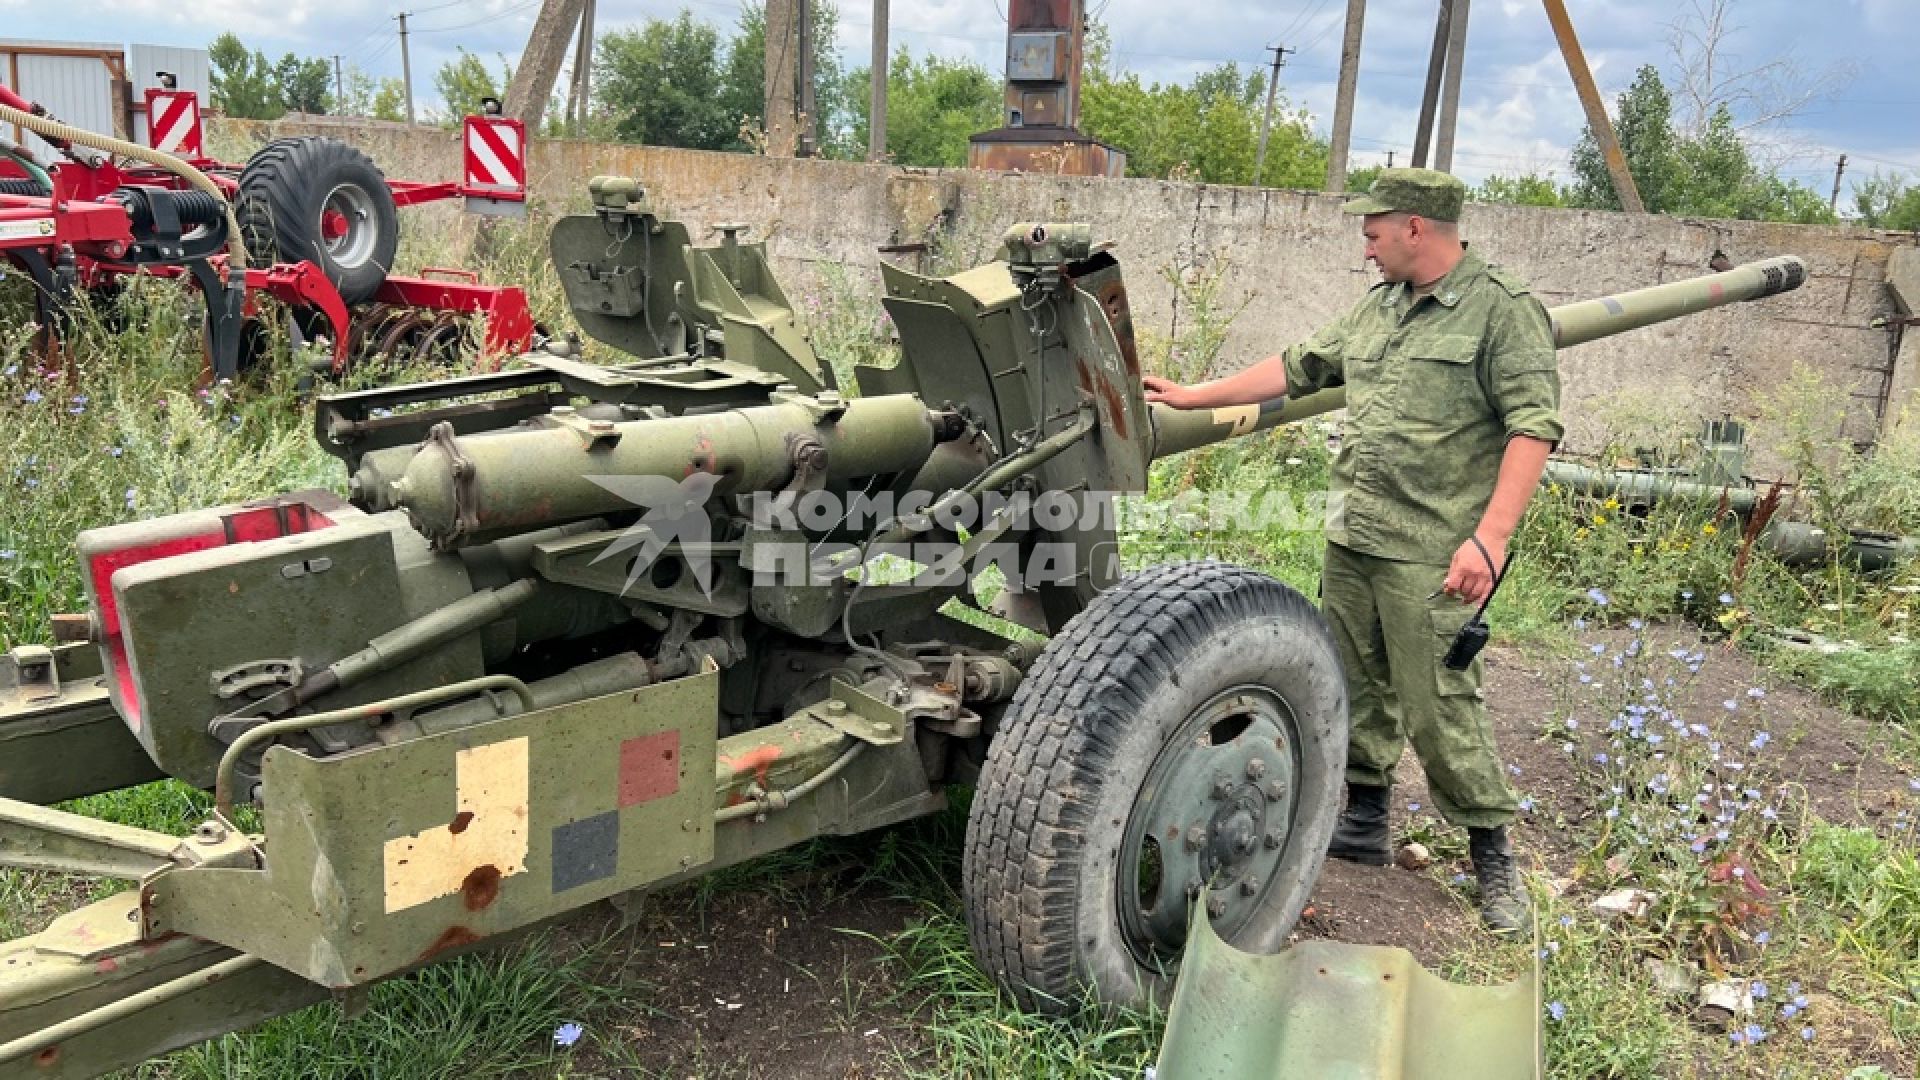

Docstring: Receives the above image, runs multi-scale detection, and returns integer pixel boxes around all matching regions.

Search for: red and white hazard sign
[143,89,204,159]
[462,115,526,197]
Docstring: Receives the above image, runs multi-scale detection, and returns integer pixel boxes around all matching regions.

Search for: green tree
[370,78,409,123]
[1344,164,1382,194]
[1571,65,1678,211]
[433,48,510,121]
[840,49,999,167]
[1853,171,1920,231]
[208,33,283,120]
[595,11,734,149]
[1078,25,1325,187]
[274,53,332,114]
[1474,172,1567,207]
[1569,66,1833,224]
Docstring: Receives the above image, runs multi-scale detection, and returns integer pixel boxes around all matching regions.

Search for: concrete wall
[214,117,1920,464]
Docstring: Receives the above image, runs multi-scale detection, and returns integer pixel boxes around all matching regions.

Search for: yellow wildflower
[1574,527,1590,540]
[1592,514,1609,526]
[1701,523,1718,536]
[1602,496,1622,511]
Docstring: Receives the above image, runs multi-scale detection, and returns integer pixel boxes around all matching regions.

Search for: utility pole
[1411,0,1449,167]
[1324,0,1367,192]
[868,0,888,162]
[1540,0,1643,212]
[1830,153,1848,211]
[1253,44,1294,184]
[1432,0,1469,173]
[797,0,816,156]
[504,0,589,127]
[396,12,415,125]
[764,0,799,156]
[566,0,596,130]
[333,55,344,111]
[1386,150,1395,167]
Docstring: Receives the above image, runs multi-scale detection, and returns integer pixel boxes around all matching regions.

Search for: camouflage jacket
[1282,250,1563,566]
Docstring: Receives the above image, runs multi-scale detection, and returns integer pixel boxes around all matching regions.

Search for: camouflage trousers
[1319,542,1519,829]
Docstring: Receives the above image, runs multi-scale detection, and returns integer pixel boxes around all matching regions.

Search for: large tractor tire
[963,560,1348,1012]
[236,137,399,304]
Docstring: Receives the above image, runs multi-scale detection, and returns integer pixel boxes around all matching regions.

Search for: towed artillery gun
[0,178,1807,1076]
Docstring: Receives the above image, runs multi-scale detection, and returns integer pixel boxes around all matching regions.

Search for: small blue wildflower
[1408,802,1421,812]
[1751,979,1766,998]
[553,1021,584,1047]
[1747,686,1765,699]
[1744,1023,1765,1044]
[1547,1001,1567,1022]
[1558,915,1573,927]
[109,445,124,457]
[1508,764,1523,777]
[1761,806,1777,821]
[2,364,16,376]
[1754,931,1770,946]
[22,389,42,405]
[1681,589,1693,600]
[1723,699,1739,711]
[0,549,13,560]
[1750,732,1771,750]
[1720,593,1735,605]
[1579,673,1593,684]
[1628,618,1644,630]
[1572,617,1587,631]
[1590,642,1606,655]
[1799,1026,1814,1042]
[1605,807,1619,820]
[1594,753,1609,765]
[1586,588,1609,606]
[1517,796,1535,812]
[124,488,136,510]
[1781,1002,1797,1018]
[1646,734,1664,746]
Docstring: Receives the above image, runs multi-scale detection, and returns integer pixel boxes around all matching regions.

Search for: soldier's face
[1362,214,1417,281]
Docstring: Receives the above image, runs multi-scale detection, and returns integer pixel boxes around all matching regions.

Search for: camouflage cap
[1342,167,1467,222]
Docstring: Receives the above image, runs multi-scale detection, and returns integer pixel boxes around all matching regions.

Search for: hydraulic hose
[0,100,246,271]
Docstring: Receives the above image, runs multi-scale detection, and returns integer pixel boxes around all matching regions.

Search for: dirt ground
[552,624,1920,1077]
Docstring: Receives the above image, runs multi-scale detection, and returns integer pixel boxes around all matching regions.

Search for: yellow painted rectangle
[381,736,531,913]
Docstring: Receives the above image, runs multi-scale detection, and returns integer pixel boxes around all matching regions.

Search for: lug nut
[1185,826,1208,852]
[1206,895,1228,918]
[1264,831,1282,850]
[1265,781,1286,800]
[1246,758,1267,780]
[1240,877,1261,897]
[1211,776,1234,800]
[1186,879,1203,899]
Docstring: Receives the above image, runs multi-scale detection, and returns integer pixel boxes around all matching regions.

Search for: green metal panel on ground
[144,673,719,988]
[1156,896,1540,1080]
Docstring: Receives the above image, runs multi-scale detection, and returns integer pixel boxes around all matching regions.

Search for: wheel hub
[1119,686,1302,967]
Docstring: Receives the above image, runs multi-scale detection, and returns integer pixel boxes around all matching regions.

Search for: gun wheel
[962,559,1347,1012]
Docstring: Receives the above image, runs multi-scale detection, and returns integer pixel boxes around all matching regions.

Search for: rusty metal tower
[967,0,1125,176]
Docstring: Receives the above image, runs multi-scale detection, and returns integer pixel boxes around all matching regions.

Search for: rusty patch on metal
[34,1045,59,1068]
[449,810,475,834]
[1096,280,1141,376]
[461,864,503,911]
[417,924,484,963]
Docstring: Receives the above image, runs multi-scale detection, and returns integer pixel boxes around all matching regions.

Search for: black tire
[235,137,399,304]
[962,560,1348,1012]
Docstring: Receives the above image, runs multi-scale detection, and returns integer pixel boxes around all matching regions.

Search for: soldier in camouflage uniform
[1143,168,1562,934]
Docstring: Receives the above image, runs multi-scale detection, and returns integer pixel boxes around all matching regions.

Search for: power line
[412,0,544,33]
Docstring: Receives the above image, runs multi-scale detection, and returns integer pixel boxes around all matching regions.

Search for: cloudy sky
[8,0,1914,197]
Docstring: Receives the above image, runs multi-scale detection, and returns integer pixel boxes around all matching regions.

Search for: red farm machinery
[0,84,537,380]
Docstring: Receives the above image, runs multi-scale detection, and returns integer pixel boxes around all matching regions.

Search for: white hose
[0,100,246,271]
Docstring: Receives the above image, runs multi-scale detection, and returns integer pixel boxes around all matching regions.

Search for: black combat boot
[1327,783,1392,866]
[1468,826,1530,935]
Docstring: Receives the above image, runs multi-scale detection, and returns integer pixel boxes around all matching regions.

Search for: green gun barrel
[1149,255,1808,459]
